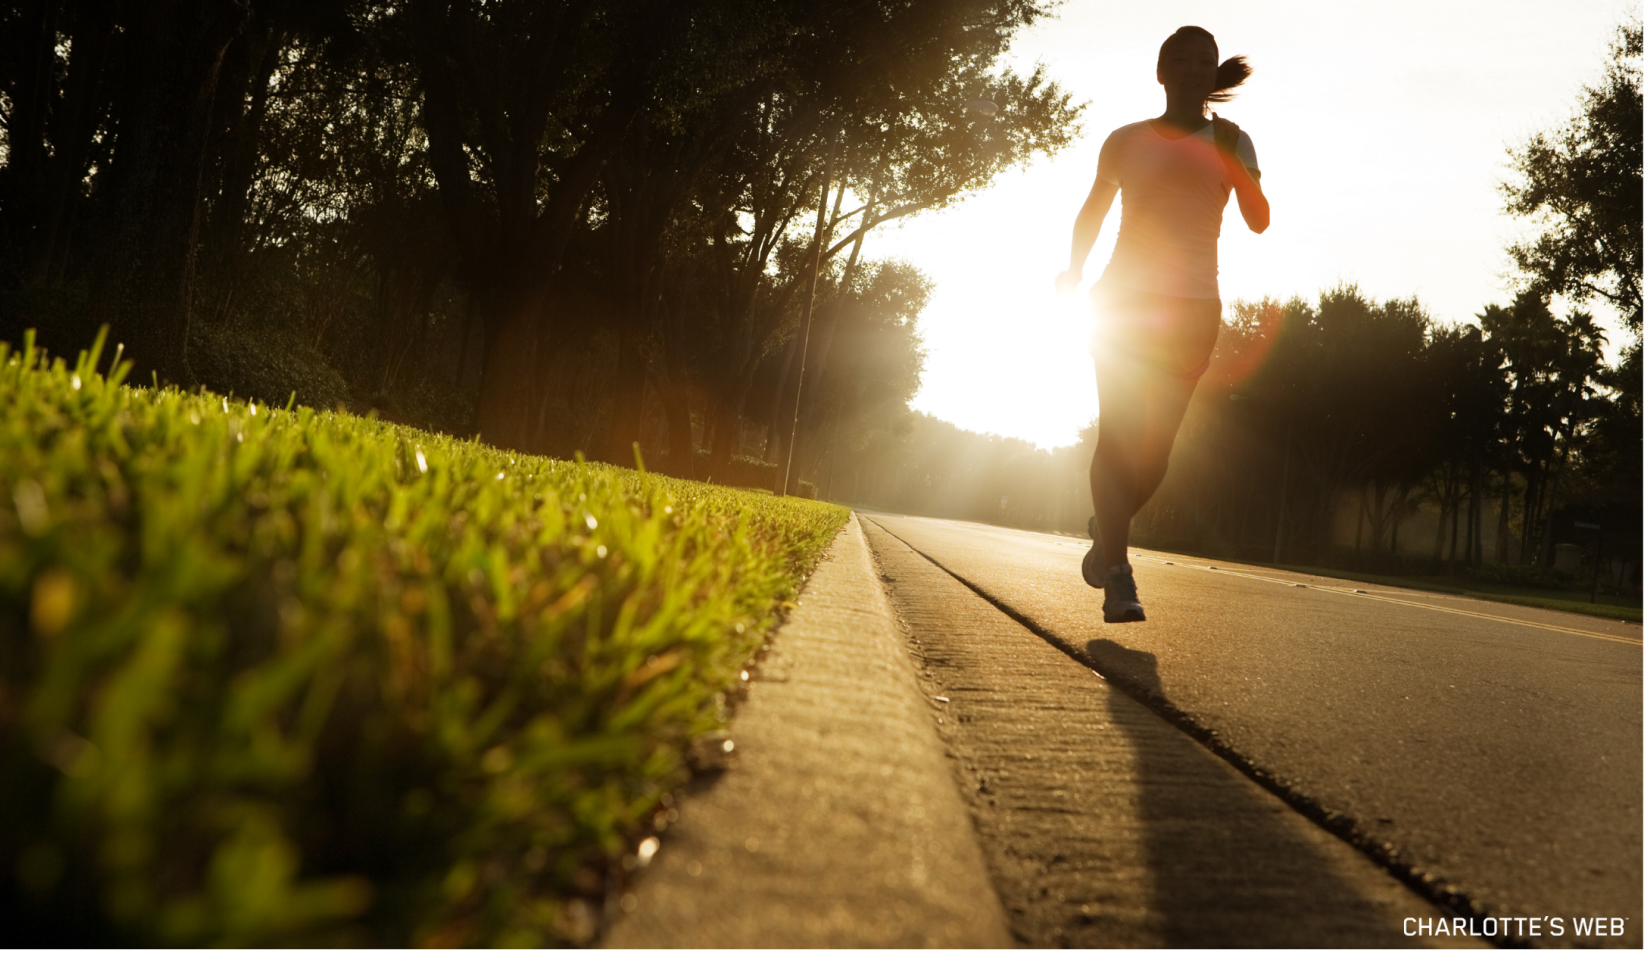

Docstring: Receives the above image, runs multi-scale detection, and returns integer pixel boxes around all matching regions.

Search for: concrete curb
[602,513,1012,948]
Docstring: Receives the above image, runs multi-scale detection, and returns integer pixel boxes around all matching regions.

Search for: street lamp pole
[781,100,993,496]
[781,149,834,496]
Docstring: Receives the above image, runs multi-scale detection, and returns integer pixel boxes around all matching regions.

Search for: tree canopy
[1503,19,1643,331]
[0,0,1077,484]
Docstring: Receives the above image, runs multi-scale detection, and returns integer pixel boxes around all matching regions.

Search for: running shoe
[1102,563,1146,623]
[1082,516,1105,588]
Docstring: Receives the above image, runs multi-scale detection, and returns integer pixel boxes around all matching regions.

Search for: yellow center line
[1131,555,1643,646]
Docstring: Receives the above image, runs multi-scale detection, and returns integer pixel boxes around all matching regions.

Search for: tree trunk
[17,1,119,289]
[1520,474,1538,566]
[1537,455,1568,571]
[1469,456,1484,566]
[87,0,251,386]
[474,292,543,449]
[1447,466,1462,572]
[659,377,697,479]
[792,183,857,450]
[414,3,645,451]
[203,19,284,279]
[1431,470,1450,564]
[603,328,650,467]
[1354,486,1367,553]
[0,0,62,287]
[375,255,443,397]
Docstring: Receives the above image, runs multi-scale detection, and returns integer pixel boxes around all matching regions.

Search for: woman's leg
[1089,296,1220,569]
[1090,365,1206,567]
[1133,369,1203,506]
[1092,355,1148,569]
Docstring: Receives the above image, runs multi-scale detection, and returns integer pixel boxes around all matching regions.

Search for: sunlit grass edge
[0,330,849,946]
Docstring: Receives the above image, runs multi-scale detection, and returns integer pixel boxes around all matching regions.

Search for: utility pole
[781,148,834,496]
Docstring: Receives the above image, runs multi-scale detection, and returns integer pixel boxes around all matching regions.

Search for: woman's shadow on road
[1083,636,1429,947]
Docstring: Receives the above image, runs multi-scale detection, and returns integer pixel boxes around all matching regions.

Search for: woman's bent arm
[1212,117,1269,233]
[1227,158,1269,233]
[1057,176,1120,293]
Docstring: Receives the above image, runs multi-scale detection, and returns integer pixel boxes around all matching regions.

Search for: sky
[869,0,1637,449]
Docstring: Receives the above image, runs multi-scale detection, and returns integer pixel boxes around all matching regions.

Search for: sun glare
[875,2,1628,450]
[884,157,1103,450]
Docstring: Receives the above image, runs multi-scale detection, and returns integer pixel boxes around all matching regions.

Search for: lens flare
[1206,296,1285,390]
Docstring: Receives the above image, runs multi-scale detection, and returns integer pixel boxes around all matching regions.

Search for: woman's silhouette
[1056,25,1269,622]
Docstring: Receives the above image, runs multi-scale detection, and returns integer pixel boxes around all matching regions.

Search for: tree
[390,0,701,450]
[1477,291,1609,567]
[1230,286,1433,559]
[0,0,255,384]
[584,0,1077,471]
[695,56,1078,472]
[798,257,929,489]
[1491,21,1642,573]
[1503,20,1643,331]
[1420,323,1505,569]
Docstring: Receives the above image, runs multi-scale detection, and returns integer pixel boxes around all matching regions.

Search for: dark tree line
[0,0,1080,485]
[1144,285,1634,576]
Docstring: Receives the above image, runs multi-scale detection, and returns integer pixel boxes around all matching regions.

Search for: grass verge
[0,331,848,946]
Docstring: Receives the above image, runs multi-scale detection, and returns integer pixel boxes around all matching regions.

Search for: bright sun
[875,156,1111,450]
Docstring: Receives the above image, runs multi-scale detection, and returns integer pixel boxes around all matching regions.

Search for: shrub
[677,452,779,490]
[722,455,780,491]
[189,320,353,413]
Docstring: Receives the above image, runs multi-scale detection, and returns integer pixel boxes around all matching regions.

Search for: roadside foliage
[0,333,848,945]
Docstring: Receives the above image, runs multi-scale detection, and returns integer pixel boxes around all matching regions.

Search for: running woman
[1055,25,1269,622]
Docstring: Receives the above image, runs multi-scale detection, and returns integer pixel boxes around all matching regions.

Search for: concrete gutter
[603,513,1012,948]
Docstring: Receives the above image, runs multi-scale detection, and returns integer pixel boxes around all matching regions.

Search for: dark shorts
[1088,283,1221,380]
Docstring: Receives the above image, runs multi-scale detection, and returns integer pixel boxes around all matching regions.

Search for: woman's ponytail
[1209,55,1251,103]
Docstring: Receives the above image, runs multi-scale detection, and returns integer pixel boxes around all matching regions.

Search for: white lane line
[1131,555,1643,646]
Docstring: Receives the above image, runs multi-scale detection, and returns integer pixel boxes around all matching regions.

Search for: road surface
[861,512,1642,947]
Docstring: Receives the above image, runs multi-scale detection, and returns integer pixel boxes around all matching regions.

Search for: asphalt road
[862,512,1643,946]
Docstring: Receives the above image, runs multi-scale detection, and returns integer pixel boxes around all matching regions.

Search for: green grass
[0,330,848,946]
